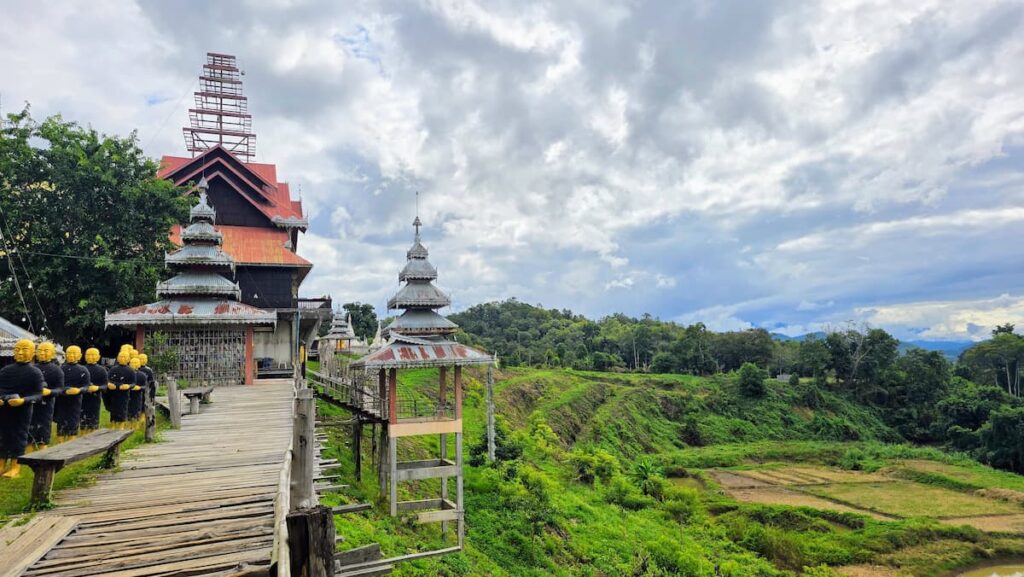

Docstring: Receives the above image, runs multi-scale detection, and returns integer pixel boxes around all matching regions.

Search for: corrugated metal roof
[351,334,492,370]
[156,272,241,299]
[180,221,223,245]
[170,225,312,267]
[388,282,451,309]
[385,310,458,337]
[0,315,37,357]
[399,258,437,282]
[165,244,235,269]
[106,298,276,327]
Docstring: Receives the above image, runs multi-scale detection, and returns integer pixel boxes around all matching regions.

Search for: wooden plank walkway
[13,380,294,577]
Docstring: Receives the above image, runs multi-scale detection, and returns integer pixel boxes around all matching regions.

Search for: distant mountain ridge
[770,331,972,359]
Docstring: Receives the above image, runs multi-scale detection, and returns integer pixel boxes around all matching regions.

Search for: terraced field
[710,464,1024,533]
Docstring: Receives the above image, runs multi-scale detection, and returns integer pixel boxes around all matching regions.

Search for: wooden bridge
[0,369,470,576]
[1,380,295,577]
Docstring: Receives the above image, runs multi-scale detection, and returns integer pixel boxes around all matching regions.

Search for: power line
[0,206,47,334]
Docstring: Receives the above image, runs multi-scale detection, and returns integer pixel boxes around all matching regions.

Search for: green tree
[628,457,667,500]
[980,406,1024,473]
[0,109,190,345]
[342,302,378,340]
[738,362,768,397]
[961,332,1024,397]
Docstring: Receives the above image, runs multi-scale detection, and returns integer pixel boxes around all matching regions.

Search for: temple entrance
[148,328,246,386]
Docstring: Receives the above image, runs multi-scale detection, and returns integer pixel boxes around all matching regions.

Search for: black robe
[0,362,44,458]
[56,363,89,436]
[30,361,63,445]
[82,363,107,430]
[106,364,134,422]
[128,370,147,419]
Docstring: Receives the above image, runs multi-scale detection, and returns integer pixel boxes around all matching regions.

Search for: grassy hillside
[319,366,1024,576]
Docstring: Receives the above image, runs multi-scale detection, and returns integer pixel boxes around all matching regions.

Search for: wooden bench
[18,429,133,506]
[179,386,214,415]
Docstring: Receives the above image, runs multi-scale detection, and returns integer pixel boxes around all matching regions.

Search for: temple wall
[254,319,293,369]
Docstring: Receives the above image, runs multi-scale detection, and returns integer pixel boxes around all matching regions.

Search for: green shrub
[568,446,620,484]
[662,486,702,523]
[604,475,655,510]
[739,362,768,397]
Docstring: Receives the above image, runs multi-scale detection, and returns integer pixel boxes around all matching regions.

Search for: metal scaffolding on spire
[183,53,257,162]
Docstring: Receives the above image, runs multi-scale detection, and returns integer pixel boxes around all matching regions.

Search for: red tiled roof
[158,147,304,223]
[171,224,312,268]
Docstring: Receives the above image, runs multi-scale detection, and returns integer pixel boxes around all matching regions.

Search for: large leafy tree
[961,331,1024,397]
[0,109,189,346]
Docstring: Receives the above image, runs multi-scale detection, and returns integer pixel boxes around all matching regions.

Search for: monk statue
[0,339,45,478]
[81,347,106,431]
[56,345,89,441]
[106,347,134,429]
[29,342,62,450]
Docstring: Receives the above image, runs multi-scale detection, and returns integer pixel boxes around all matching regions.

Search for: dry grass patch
[939,514,1024,534]
[712,471,771,489]
[805,481,1020,519]
[727,487,892,520]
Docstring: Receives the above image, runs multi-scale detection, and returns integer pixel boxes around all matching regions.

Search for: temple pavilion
[351,216,492,546]
[322,313,357,353]
[105,185,275,385]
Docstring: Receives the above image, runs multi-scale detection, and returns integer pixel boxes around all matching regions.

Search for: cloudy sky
[2,0,1023,341]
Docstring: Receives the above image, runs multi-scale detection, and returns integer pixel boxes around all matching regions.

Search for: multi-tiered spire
[105,181,275,327]
[385,216,457,338]
[157,182,239,299]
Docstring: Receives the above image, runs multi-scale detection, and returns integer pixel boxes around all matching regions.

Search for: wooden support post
[244,326,255,385]
[378,422,388,498]
[439,365,449,535]
[286,504,335,577]
[353,420,362,481]
[440,432,448,537]
[456,431,464,547]
[370,423,377,469]
[166,376,181,430]
[291,388,316,510]
[145,396,156,443]
[389,437,398,516]
[487,365,495,462]
[455,366,465,546]
[454,366,462,420]
[30,466,56,507]
[189,395,200,415]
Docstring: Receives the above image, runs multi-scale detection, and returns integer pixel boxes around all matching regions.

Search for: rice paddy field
[709,462,1024,533]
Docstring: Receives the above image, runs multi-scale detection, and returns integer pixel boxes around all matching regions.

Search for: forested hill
[451,299,1024,475]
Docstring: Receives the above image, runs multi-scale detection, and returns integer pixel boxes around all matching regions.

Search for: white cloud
[3,0,1024,339]
[857,294,1024,341]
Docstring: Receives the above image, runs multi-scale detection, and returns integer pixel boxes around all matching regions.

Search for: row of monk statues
[0,339,157,478]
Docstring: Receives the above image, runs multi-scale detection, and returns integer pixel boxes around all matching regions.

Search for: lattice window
[148,328,246,386]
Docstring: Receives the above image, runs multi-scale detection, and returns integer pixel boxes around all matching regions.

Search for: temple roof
[388,282,451,309]
[156,271,240,299]
[165,243,235,270]
[105,299,276,327]
[189,188,217,223]
[350,334,493,370]
[324,313,357,340]
[385,309,458,336]
[0,315,38,357]
[399,257,437,282]
[158,147,306,229]
[170,225,312,270]
[180,220,222,245]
